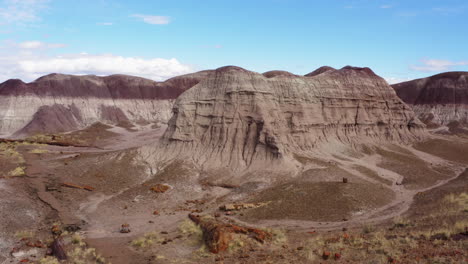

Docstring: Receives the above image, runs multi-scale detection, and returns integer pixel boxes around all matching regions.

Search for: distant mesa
[392,71,468,132]
[0,71,211,136]
[0,65,426,144]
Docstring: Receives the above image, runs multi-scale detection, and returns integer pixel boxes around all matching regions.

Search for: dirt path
[23,127,468,242]
[22,126,163,233]
[24,152,82,225]
[231,143,467,231]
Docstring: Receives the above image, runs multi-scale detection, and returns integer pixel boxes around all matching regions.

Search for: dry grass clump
[68,245,106,264]
[9,166,26,177]
[227,235,246,253]
[29,148,49,154]
[417,219,468,239]
[14,230,34,239]
[179,219,203,240]
[268,228,288,245]
[392,216,412,228]
[444,192,468,212]
[130,232,161,249]
[39,257,60,264]
[0,142,25,164]
[362,224,376,234]
[71,233,86,247]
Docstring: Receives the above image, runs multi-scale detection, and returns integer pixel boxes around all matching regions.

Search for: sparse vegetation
[14,230,34,239]
[71,233,86,247]
[9,166,26,176]
[29,148,49,154]
[68,245,106,264]
[179,219,203,241]
[268,228,288,245]
[444,192,468,212]
[392,216,411,228]
[131,232,161,249]
[39,257,60,264]
[227,235,245,252]
[0,142,25,164]
[362,224,376,234]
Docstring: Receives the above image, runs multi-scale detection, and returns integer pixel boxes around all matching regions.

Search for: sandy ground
[1,126,467,263]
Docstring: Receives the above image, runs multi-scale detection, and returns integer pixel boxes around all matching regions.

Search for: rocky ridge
[392,72,468,132]
[156,65,424,172]
[0,71,211,136]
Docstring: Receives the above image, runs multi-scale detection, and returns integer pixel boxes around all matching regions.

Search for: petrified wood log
[188,214,271,253]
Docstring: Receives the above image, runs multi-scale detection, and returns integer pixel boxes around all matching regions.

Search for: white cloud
[410,59,468,72]
[380,5,392,9]
[0,47,194,82]
[131,14,171,25]
[18,41,66,49]
[97,22,113,26]
[0,0,49,25]
[385,77,411,85]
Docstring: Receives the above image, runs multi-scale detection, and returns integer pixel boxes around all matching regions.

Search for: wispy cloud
[410,59,468,72]
[0,0,49,25]
[18,41,66,49]
[97,22,113,26]
[131,14,171,25]
[380,5,392,9]
[432,6,466,15]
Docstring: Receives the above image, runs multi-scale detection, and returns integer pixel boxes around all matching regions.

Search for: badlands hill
[3,66,468,264]
[392,72,468,132]
[158,65,424,173]
[0,71,211,136]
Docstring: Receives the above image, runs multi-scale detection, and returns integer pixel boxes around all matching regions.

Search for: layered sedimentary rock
[304,66,336,77]
[0,71,211,136]
[392,72,468,130]
[160,66,424,170]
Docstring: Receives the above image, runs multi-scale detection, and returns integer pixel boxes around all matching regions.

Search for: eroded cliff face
[159,66,424,171]
[0,71,211,136]
[392,72,468,130]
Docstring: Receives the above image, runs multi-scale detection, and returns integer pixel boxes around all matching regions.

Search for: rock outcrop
[304,66,336,77]
[0,71,211,136]
[159,66,424,171]
[392,72,468,131]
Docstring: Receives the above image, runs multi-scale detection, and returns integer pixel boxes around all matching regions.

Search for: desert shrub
[15,230,34,239]
[227,235,245,252]
[302,236,325,261]
[453,220,468,234]
[1,146,25,163]
[267,228,288,245]
[39,257,60,264]
[9,166,25,176]
[392,217,411,228]
[71,233,86,247]
[131,232,160,249]
[362,224,376,233]
[444,192,468,212]
[30,148,48,154]
[179,219,203,237]
[68,246,105,264]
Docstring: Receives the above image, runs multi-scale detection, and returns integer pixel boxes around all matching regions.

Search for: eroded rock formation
[159,66,424,171]
[0,71,211,136]
[392,72,468,131]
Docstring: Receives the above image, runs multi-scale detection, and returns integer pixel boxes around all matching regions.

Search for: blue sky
[0,0,467,83]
